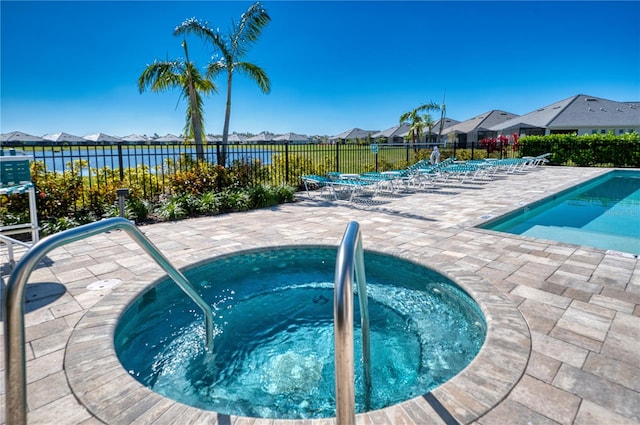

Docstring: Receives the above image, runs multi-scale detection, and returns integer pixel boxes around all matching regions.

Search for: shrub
[229,158,269,188]
[169,162,231,195]
[520,132,639,167]
[271,153,326,186]
[40,216,83,236]
[30,161,84,220]
[198,190,222,214]
[274,185,296,203]
[220,190,251,212]
[156,195,187,221]
[248,185,275,209]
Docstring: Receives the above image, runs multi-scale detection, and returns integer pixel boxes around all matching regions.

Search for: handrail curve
[334,221,372,425]
[3,217,214,425]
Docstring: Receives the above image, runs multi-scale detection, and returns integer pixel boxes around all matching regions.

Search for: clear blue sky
[1,1,639,138]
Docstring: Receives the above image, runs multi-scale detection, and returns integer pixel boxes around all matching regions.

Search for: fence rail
[2,140,443,188]
[2,138,635,214]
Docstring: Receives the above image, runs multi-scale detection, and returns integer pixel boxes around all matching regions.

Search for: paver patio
[1,165,639,424]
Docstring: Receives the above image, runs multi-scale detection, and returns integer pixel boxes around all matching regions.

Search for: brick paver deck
[1,166,638,424]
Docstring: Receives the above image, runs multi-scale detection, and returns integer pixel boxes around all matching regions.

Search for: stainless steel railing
[3,217,214,425]
[334,221,372,425]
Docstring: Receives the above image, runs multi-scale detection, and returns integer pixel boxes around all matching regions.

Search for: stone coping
[65,243,531,425]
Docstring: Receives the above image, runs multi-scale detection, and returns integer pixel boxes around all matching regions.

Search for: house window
[600,129,606,134]
[592,130,598,134]
[619,129,625,134]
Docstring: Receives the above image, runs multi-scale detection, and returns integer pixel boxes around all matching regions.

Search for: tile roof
[490,94,640,131]
[443,110,519,134]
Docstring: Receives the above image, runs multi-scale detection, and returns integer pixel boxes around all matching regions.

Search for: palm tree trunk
[188,81,205,162]
[219,71,233,167]
[412,130,418,153]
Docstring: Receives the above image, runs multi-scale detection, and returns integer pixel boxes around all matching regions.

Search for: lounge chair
[301,174,375,202]
[301,175,337,199]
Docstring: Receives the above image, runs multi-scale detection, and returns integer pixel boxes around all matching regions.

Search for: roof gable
[489,95,578,131]
[330,128,378,140]
[444,110,519,134]
[548,94,640,127]
[372,123,411,138]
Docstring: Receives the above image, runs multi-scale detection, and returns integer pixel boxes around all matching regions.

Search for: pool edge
[64,243,532,425]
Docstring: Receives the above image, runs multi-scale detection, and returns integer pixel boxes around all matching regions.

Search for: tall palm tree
[399,101,440,151]
[174,2,271,166]
[138,40,216,161]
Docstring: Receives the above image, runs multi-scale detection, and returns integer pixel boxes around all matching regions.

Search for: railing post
[117,142,124,182]
[334,221,372,425]
[285,141,290,184]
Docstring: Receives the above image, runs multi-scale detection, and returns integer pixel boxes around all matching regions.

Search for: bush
[198,190,222,214]
[520,132,640,167]
[169,162,231,195]
[40,216,84,236]
[30,161,84,220]
[229,158,270,188]
[156,195,187,221]
[270,153,328,186]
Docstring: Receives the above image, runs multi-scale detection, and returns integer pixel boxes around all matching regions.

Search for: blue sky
[1,1,639,138]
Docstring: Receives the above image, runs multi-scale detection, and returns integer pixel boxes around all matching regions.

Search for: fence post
[285,142,290,184]
[336,142,340,173]
[117,142,124,181]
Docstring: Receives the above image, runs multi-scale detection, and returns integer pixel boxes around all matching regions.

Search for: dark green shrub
[248,185,275,209]
[169,162,231,195]
[229,158,269,188]
[274,185,296,203]
[156,196,187,221]
[41,216,83,236]
[198,191,222,214]
[520,132,639,167]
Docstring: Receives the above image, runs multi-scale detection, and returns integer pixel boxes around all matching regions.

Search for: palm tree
[423,114,436,144]
[138,40,216,161]
[174,2,271,166]
[399,102,441,151]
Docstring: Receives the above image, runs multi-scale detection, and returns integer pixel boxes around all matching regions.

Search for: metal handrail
[3,217,214,425]
[334,221,372,425]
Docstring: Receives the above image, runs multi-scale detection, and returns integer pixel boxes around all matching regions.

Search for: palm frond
[236,62,271,94]
[206,60,227,79]
[414,101,441,114]
[230,2,270,57]
[174,17,216,40]
[138,61,182,93]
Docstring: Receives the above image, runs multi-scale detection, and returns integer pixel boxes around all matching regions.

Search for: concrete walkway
[1,166,639,424]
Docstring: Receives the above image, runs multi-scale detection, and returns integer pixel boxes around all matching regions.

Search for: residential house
[329,128,379,143]
[372,124,411,143]
[441,111,519,147]
[489,94,640,137]
[421,118,461,145]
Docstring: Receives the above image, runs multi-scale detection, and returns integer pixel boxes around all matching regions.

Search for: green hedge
[520,132,640,167]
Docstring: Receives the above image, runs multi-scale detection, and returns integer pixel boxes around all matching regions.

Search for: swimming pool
[114,247,486,419]
[480,170,640,256]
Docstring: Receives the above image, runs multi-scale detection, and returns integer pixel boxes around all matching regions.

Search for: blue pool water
[115,247,486,419]
[480,170,640,255]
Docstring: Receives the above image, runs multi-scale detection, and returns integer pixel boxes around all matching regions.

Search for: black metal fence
[3,138,635,212]
[2,140,447,193]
